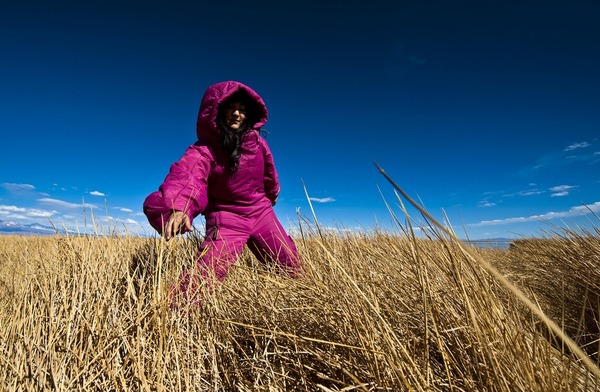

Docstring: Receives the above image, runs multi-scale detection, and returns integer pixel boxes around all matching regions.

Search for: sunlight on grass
[1,178,599,389]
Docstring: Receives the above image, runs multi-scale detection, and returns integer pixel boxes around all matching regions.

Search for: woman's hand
[165,210,192,240]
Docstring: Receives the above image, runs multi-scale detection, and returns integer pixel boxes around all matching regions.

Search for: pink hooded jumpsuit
[143,81,301,299]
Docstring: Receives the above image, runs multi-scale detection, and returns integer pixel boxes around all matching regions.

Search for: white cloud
[27,209,57,218]
[117,207,133,213]
[0,205,58,220]
[564,142,591,151]
[89,191,106,197]
[309,197,336,203]
[550,185,577,192]
[549,184,577,197]
[38,198,97,209]
[471,201,600,227]
[478,202,496,207]
[524,143,598,174]
[5,214,28,220]
[0,205,27,213]
[1,183,36,192]
[519,189,544,196]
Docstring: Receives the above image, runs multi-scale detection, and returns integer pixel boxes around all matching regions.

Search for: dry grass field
[1,221,599,391]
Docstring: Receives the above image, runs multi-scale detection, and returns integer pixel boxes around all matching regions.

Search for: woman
[143,81,302,302]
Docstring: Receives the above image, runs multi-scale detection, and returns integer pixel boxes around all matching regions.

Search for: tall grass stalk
[374,161,600,380]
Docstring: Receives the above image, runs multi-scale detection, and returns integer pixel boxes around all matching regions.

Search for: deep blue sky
[1,1,599,239]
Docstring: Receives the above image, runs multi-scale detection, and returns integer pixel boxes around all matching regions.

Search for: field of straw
[1,220,599,391]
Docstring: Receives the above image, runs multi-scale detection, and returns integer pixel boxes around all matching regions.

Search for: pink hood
[196,81,269,143]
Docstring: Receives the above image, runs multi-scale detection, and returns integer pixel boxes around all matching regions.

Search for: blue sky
[1,1,599,239]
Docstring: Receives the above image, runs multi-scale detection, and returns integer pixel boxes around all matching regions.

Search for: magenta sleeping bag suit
[143,81,302,300]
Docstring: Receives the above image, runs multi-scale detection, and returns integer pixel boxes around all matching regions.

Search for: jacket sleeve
[143,143,211,234]
[260,138,280,203]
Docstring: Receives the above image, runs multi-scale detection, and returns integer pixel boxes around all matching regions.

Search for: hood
[196,81,268,142]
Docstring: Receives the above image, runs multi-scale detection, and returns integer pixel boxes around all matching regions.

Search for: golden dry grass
[0,224,599,391]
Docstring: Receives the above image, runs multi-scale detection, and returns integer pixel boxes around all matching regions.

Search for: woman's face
[223,101,246,131]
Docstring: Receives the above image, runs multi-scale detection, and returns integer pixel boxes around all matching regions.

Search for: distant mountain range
[0,219,514,244]
[0,219,60,236]
[0,219,150,237]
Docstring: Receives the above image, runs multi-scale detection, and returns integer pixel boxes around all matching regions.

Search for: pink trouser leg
[248,207,303,277]
[170,208,302,307]
[171,211,249,305]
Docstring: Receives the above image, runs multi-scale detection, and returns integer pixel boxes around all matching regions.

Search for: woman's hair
[216,91,259,172]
